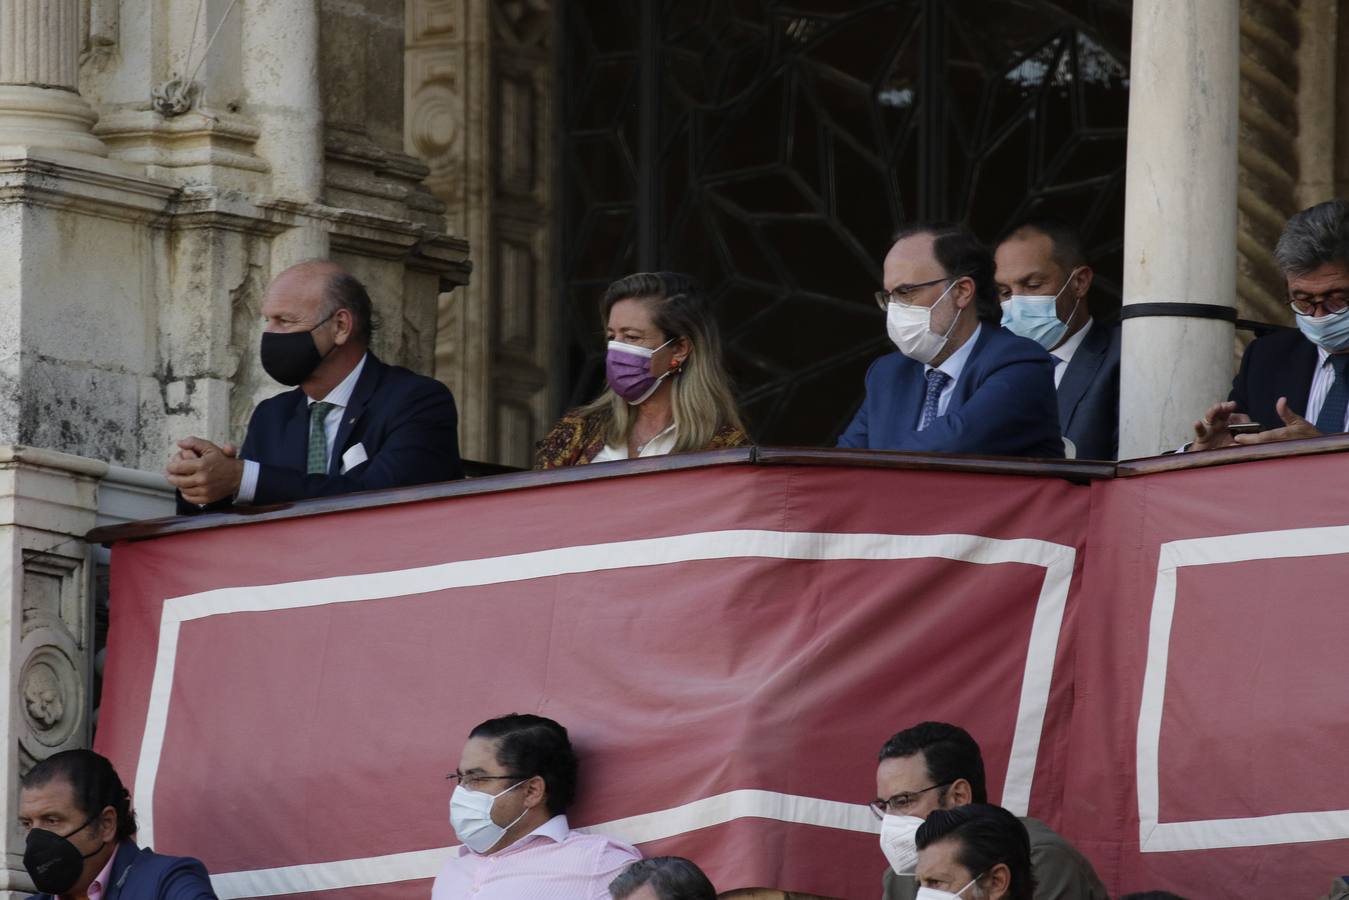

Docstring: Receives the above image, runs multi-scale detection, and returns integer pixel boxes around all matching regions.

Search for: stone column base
[0,85,106,157]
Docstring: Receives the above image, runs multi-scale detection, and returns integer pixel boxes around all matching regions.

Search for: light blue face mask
[1296,306,1349,352]
[1000,268,1082,351]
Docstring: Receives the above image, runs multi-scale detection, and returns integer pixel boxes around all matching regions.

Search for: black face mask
[259,311,337,386]
[24,816,105,896]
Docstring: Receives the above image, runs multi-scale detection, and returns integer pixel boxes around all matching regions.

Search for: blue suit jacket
[1227,326,1316,427]
[837,325,1064,457]
[178,353,463,514]
[1057,320,1120,460]
[28,839,217,900]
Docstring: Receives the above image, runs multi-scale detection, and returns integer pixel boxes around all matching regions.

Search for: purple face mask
[606,338,675,405]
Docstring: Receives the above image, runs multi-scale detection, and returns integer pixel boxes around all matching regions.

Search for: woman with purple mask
[535,272,748,468]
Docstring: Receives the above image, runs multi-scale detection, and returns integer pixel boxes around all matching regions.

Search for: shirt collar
[927,322,982,383]
[1318,345,1333,368]
[1051,318,1093,365]
[309,352,367,409]
[457,814,571,858]
[88,844,119,900]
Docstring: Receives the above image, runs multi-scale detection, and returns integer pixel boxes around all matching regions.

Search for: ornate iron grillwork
[559,0,1132,445]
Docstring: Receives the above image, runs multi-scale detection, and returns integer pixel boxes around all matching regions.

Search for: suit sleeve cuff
[236,460,260,504]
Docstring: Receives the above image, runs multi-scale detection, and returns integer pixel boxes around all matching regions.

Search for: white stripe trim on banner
[1137,523,1349,852]
[211,789,881,898]
[131,528,1075,889]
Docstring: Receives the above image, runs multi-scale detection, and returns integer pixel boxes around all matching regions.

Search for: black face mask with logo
[259,310,338,386]
[24,816,106,896]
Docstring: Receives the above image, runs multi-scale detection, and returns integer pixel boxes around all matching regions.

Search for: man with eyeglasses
[1190,199,1349,450]
[837,223,1063,457]
[874,722,1105,900]
[431,713,640,899]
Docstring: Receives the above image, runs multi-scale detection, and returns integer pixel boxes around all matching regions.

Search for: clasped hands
[1190,397,1321,451]
[165,437,245,505]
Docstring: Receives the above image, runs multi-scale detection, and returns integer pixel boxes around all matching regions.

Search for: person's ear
[946,778,973,807]
[1071,265,1094,300]
[984,862,1011,899]
[97,805,117,844]
[333,308,354,345]
[952,275,977,310]
[671,336,692,370]
[522,775,547,810]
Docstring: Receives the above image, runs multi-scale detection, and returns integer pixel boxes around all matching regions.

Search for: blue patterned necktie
[1314,354,1349,434]
[307,401,335,474]
[918,369,950,431]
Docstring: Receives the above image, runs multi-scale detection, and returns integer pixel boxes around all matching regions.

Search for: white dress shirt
[1050,319,1093,388]
[591,422,677,461]
[924,323,982,417]
[430,814,640,900]
[236,353,368,504]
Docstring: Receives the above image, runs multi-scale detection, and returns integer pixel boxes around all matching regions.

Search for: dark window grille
[559,0,1132,445]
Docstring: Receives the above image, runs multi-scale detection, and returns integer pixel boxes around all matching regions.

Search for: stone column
[241,0,329,266]
[1118,0,1240,458]
[0,447,106,899]
[0,0,106,155]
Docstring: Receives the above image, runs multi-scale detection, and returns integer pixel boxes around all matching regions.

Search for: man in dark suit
[995,217,1120,459]
[166,260,462,511]
[838,223,1063,457]
[1190,199,1349,450]
[20,749,216,899]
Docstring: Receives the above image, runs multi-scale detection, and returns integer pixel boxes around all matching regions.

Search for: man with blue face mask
[431,714,639,899]
[837,223,1063,457]
[995,218,1120,460]
[1190,199,1349,450]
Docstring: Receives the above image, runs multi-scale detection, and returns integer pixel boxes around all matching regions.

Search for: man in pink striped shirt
[431,714,640,900]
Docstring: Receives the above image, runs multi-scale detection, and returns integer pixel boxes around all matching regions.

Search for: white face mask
[879,814,925,875]
[449,781,528,854]
[886,280,961,365]
[1000,267,1082,351]
[915,873,981,900]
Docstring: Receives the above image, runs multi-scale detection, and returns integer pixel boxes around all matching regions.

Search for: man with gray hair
[166,260,463,510]
[1190,199,1349,449]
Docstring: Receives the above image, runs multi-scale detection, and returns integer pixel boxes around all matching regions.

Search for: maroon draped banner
[93,453,1349,899]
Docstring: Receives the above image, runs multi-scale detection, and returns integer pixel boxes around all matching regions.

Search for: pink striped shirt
[430,815,640,900]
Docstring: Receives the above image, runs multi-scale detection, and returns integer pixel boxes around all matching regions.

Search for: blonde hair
[576,272,745,452]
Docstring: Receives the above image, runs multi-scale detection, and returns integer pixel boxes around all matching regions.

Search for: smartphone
[1228,422,1263,435]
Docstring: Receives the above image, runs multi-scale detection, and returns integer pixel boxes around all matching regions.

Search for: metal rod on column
[1118,0,1240,457]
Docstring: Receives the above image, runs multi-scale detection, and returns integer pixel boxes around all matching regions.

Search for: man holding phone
[1189,199,1349,450]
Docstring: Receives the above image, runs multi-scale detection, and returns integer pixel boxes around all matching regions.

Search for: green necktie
[307,401,335,474]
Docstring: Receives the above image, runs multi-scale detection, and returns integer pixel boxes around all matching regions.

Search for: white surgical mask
[449,781,528,854]
[879,814,925,875]
[1296,307,1349,353]
[1000,267,1082,351]
[886,281,961,365]
[915,873,981,900]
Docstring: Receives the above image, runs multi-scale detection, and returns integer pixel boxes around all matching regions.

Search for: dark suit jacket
[28,839,217,900]
[178,353,462,514]
[1228,326,1318,426]
[1057,320,1120,460]
[837,325,1064,457]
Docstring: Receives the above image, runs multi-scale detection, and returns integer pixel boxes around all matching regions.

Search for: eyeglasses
[1288,289,1349,316]
[874,276,961,310]
[446,771,528,791]
[869,781,954,819]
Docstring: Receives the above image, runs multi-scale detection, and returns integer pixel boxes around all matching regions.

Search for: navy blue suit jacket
[837,325,1064,457]
[1057,320,1120,460]
[1228,326,1317,426]
[28,839,217,900]
[178,353,462,514]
